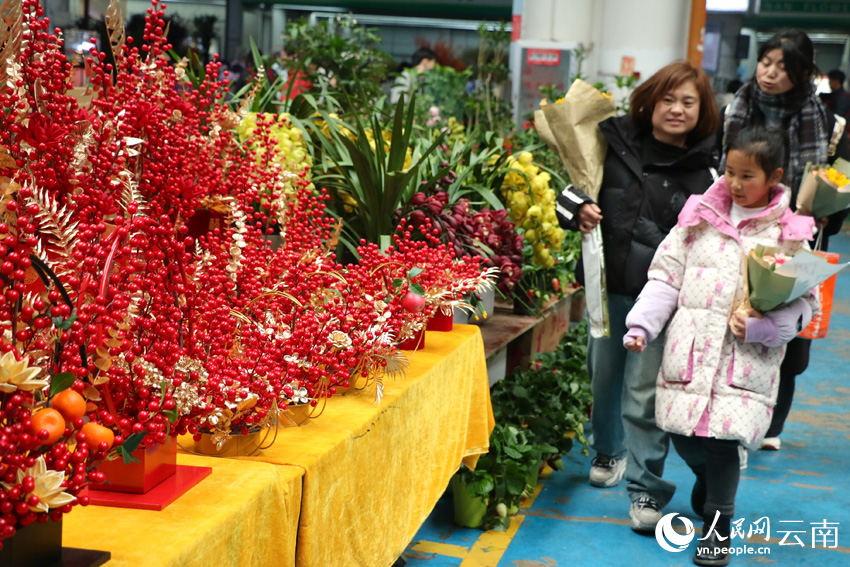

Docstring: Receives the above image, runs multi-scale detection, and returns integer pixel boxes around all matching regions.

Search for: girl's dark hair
[630,60,720,145]
[756,30,819,94]
[727,126,788,177]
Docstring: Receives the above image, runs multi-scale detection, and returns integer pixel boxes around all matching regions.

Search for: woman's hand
[578,203,603,234]
[624,336,645,353]
[729,307,764,340]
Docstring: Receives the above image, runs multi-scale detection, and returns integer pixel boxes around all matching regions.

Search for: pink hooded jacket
[624,177,817,447]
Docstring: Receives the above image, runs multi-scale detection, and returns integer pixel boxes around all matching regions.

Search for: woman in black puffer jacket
[555,61,719,533]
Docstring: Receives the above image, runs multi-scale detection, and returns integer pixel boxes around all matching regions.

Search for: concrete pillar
[271,7,287,52]
[522,0,554,41]
[596,0,690,82]
[551,0,594,45]
[516,0,691,88]
[225,0,243,63]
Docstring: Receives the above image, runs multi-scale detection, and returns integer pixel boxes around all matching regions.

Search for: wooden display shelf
[478,286,582,385]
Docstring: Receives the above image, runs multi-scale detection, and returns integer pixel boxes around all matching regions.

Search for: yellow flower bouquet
[796,158,850,219]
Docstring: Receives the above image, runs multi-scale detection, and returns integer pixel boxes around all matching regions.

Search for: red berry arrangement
[0,0,501,545]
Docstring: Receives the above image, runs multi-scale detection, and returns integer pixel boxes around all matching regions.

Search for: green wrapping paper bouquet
[796,158,850,220]
[744,244,850,314]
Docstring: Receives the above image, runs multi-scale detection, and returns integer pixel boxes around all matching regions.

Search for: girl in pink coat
[624,126,818,567]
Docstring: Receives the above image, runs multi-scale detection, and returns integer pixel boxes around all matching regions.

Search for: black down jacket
[560,115,718,298]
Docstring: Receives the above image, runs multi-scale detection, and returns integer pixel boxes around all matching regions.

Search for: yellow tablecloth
[63,454,303,567]
[229,324,494,567]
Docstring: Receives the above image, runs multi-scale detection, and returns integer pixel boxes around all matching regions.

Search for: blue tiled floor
[405,226,850,566]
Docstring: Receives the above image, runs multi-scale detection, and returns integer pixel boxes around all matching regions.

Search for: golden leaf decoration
[82,383,102,401]
[27,184,79,278]
[0,145,16,169]
[105,0,125,65]
[94,357,112,372]
[0,0,23,85]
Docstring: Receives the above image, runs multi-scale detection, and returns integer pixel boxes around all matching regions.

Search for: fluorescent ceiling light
[707,0,748,11]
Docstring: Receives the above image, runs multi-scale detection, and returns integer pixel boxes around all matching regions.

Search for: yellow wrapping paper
[184,325,493,567]
[63,454,303,567]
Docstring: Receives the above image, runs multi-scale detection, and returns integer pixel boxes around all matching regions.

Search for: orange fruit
[79,422,114,450]
[31,409,66,445]
[50,389,87,422]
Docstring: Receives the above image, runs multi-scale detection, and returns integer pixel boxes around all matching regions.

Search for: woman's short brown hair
[629,60,719,144]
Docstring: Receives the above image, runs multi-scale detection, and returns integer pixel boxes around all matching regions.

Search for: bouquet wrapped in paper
[796,158,850,220]
[744,244,850,313]
[535,79,616,337]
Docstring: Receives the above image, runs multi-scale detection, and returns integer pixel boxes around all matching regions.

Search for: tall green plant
[415,130,510,210]
[291,94,443,253]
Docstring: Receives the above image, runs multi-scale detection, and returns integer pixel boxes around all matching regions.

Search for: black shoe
[691,475,706,517]
[694,513,731,566]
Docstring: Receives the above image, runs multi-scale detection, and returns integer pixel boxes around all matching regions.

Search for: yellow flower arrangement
[826,167,849,187]
[237,112,313,193]
[500,151,565,268]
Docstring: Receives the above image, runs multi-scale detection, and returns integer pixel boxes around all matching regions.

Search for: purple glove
[744,298,813,348]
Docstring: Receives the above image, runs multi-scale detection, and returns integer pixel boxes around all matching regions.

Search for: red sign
[511,14,521,42]
[526,49,560,66]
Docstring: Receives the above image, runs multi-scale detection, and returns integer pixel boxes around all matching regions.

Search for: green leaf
[121,432,146,455]
[52,314,77,330]
[118,446,141,466]
[503,446,523,459]
[387,94,412,171]
[409,283,425,296]
[505,473,527,494]
[391,279,403,288]
[163,408,178,424]
[48,372,76,398]
[471,477,495,496]
[407,267,423,278]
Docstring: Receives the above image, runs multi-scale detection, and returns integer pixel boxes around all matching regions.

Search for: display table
[193,324,494,567]
[63,454,303,567]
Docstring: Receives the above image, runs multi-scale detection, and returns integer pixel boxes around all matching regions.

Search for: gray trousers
[587,293,676,506]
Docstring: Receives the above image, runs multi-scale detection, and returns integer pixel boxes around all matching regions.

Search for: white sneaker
[760,437,781,451]
[629,496,663,533]
[589,455,626,488]
[738,445,748,470]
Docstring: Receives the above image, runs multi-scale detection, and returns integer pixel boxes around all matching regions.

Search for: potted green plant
[454,424,554,531]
